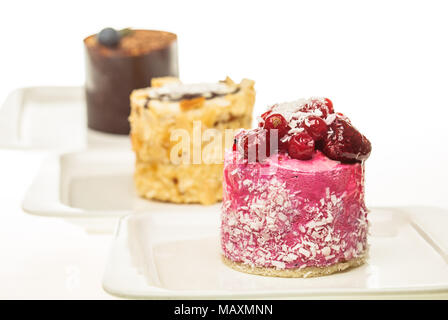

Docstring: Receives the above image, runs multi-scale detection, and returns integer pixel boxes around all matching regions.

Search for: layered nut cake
[129,77,255,205]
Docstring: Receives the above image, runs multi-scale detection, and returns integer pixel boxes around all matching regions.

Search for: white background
[1,0,447,208]
[0,0,447,299]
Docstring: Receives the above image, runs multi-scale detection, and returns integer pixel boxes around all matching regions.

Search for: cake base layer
[134,161,223,205]
[222,253,366,278]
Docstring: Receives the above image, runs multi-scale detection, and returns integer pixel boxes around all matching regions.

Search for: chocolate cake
[84,29,179,134]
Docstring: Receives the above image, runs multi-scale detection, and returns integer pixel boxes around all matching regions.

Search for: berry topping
[278,137,289,153]
[300,98,334,118]
[322,116,371,163]
[261,110,272,120]
[263,114,289,138]
[335,112,351,123]
[324,98,334,114]
[258,110,272,127]
[237,128,271,162]
[301,115,328,142]
[234,97,371,164]
[288,132,315,160]
[97,28,120,47]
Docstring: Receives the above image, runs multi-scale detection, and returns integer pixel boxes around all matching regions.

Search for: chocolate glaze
[84,30,179,134]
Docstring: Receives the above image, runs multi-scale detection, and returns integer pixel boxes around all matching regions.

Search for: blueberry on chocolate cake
[84,28,179,134]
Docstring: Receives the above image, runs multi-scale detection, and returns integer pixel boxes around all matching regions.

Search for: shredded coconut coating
[221,151,368,271]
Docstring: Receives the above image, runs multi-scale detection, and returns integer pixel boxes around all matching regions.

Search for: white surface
[103,207,448,299]
[0,150,114,299]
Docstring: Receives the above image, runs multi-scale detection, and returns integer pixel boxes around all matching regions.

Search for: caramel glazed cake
[129,77,255,205]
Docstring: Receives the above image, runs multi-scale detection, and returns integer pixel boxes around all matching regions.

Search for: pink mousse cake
[221,97,372,277]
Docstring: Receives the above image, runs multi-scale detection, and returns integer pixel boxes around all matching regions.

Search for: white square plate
[0,86,130,150]
[22,149,220,232]
[22,149,218,217]
[102,207,448,299]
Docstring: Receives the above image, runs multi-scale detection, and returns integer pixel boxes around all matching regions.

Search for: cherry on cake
[221,98,372,277]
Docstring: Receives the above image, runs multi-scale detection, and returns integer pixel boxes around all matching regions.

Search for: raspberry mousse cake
[221,98,372,277]
[129,77,255,205]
